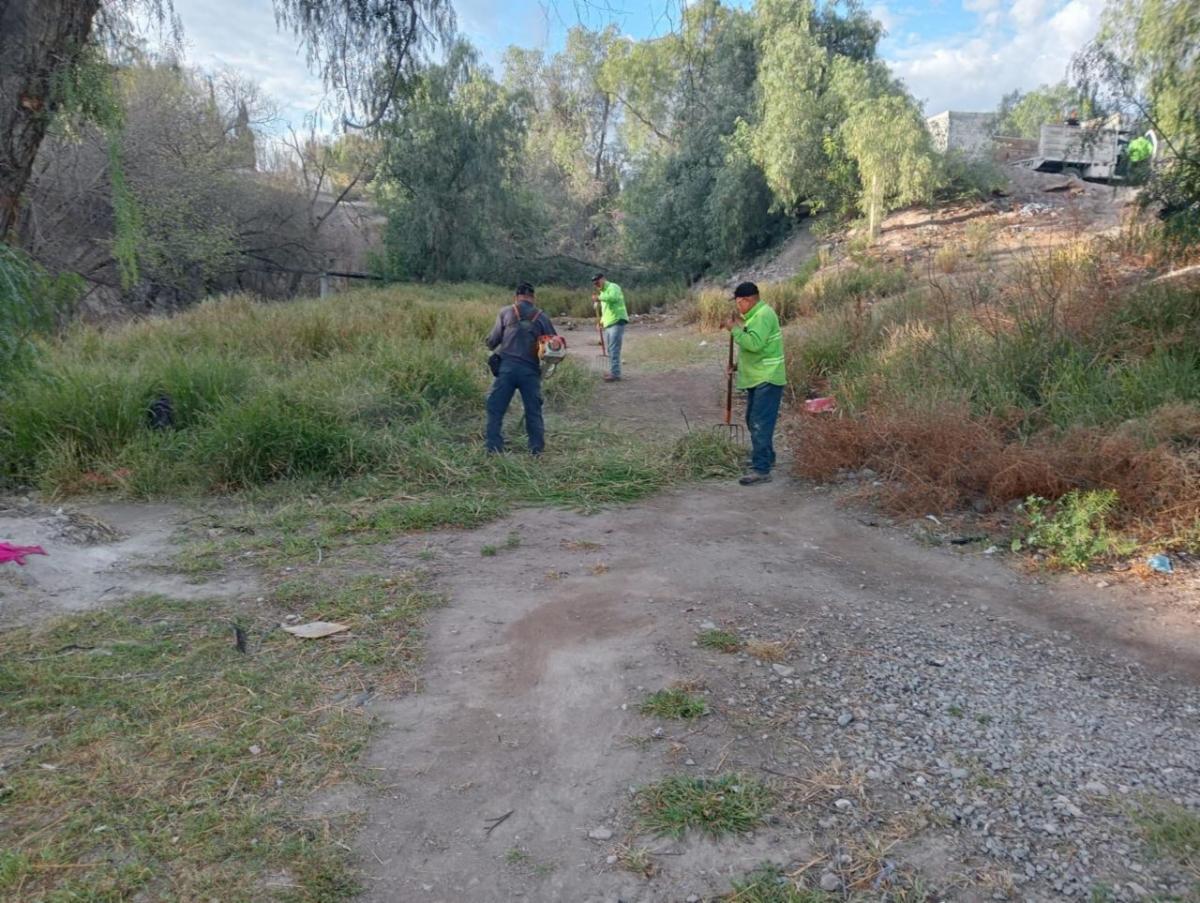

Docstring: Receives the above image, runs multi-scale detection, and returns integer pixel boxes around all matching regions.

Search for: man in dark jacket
[485,282,558,455]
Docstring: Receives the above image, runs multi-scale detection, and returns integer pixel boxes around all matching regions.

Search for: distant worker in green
[723,282,786,486]
[592,272,628,382]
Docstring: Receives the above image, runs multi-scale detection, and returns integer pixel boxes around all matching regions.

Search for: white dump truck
[1026,116,1158,181]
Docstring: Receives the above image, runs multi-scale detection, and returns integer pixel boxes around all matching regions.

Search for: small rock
[588,827,613,841]
[606,855,618,865]
[820,872,842,892]
[837,712,854,727]
[950,768,969,780]
[248,745,262,756]
[772,664,795,677]
[686,896,701,903]
[700,620,717,630]
[834,798,853,810]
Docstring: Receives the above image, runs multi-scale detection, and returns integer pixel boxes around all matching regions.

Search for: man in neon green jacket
[592,272,628,382]
[724,282,786,485]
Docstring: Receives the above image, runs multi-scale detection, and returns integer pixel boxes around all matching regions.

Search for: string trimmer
[714,331,746,444]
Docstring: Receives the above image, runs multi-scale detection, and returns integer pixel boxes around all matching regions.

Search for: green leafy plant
[639,688,709,720]
[1016,490,1134,569]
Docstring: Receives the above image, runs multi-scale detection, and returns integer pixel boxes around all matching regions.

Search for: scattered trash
[282,621,350,639]
[248,745,262,755]
[983,545,999,555]
[924,514,942,526]
[698,340,708,347]
[804,396,837,414]
[1146,554,1173,574]
[0,542,47,566]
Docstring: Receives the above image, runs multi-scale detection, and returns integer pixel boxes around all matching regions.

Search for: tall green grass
[0,286,736,517]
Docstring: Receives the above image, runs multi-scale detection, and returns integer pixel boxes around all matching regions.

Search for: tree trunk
[869,172,880,239]
[0,0,103,240]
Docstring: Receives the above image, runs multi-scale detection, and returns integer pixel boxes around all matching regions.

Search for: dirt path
[352,348,1200,902]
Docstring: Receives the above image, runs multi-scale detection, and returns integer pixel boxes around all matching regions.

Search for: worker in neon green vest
[592,273,628,382]
[724,282,786,485]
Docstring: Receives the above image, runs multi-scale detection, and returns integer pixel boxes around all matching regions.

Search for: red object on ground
[804,396,837,414]
[0,542,48,565]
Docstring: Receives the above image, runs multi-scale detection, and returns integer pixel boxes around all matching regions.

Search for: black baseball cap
[591,272,604,282]
[733,281,760,298]
[515,281,535,295]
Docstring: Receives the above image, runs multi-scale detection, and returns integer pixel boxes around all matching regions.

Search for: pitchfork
[713,331,746,444]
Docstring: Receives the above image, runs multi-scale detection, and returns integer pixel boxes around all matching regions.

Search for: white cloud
[888,0,1104,114]
[869,3,904,35]
[170,0,327,131]
[1011,0,1049,27]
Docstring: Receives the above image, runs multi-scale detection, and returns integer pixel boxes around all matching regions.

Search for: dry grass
[791,407,1200,545]
[745,639,790,663]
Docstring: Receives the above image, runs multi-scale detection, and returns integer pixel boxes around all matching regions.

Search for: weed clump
[639,688,709,719]
[1018,490,1135,569]
[697,629,742,652]
[728,864,832,902]
[634,774,772,838]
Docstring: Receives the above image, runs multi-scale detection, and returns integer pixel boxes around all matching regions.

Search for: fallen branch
[1150,264,1200,285]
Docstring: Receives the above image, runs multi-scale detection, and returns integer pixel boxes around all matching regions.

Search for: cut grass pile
[787,239,1200,557]
[634,774,771,838]
[0,574,438,901]
[639,688,709,720]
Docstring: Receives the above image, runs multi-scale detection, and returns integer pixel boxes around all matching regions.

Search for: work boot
[602,372,620,382]
[738,472,772,486]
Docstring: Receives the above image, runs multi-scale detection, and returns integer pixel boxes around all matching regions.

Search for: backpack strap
[512,303,542,323]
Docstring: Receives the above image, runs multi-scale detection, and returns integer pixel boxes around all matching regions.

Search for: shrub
[934,243,963,273]
[1018,490,1134,569]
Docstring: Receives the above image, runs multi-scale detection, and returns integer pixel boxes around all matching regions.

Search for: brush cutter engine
[538,334,569,375]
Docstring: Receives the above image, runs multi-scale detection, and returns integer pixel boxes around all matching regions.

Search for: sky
[166,0,1107,131]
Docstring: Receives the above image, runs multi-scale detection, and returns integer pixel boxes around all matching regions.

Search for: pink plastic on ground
[0,542,48,566]
[804,396,837,414]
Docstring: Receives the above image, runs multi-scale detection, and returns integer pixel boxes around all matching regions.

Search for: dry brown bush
[791,408,1200,541]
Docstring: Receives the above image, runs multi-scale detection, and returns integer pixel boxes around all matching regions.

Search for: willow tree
[0,0,453,240]
[842,94,936,239]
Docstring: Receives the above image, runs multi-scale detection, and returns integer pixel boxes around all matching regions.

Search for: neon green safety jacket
[732,301,786,390]
[596,282,628,328]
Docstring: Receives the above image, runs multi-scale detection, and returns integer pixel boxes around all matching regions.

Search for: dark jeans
[486,359,544,454]
[745,382,783,474]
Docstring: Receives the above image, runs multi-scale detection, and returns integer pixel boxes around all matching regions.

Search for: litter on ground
[0,542,48,566]
[282,621,351,639]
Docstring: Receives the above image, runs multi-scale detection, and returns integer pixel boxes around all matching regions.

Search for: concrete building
[926,111,996,157]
